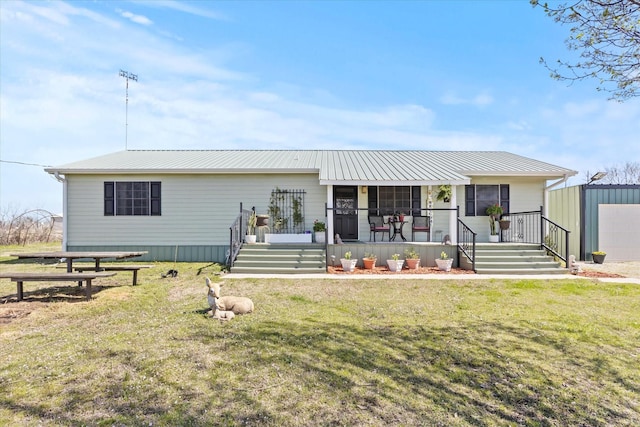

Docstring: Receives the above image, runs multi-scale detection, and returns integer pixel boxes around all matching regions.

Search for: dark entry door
[334,186,358,240]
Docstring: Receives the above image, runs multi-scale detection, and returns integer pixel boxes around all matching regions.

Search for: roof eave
[46,168,321,175]
[462,171,578,178]
[320,179,471,186]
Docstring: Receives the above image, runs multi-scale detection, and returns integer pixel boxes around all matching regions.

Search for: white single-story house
[45,150,577,263]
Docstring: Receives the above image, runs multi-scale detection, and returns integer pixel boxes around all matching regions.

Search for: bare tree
[585,162,640,184]
[531,0,640,100]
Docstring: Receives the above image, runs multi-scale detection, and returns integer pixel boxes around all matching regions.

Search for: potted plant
[499,216,510,231]
[404,247,420,270]
[363,252,377,270]
[435,184,451,203]
[592,251,606,264]
[313,219,326,243]
[435,251,453,272]
[485,204,503,242]
[387,253,404,272]
[246,210,257,244]
[257,214,269,227]
[340,251,357,272]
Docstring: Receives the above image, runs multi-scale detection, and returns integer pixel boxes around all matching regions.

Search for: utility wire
[0,159,52,168]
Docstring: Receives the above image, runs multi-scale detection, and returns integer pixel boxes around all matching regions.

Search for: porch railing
[541,215,570,268]
[457,217,477,272]
[499,209,542,245]
[228,203,253,268]
[501,207,570,268]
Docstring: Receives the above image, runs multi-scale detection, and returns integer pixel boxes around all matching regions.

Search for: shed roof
[45,150,577,185]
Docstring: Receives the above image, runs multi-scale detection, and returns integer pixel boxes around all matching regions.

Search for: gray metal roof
[46,150,577,185]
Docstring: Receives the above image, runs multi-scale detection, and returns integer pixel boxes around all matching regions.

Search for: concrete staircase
[464,243,568,275]
[231,244,326,274]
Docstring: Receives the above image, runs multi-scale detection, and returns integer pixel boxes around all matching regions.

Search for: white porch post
[449,185,458,244]
[326,185,334,244]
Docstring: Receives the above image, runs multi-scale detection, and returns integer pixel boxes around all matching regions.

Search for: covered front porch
[230,206,571,275]
[323,184,463,246]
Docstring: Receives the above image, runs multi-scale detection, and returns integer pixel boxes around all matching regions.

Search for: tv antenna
[119,69,138,150]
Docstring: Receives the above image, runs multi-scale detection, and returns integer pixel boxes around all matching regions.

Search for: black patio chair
[411,215,431,241]
[368,215,390,242]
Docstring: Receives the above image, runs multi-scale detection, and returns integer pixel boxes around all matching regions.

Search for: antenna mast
[119,69,138,150]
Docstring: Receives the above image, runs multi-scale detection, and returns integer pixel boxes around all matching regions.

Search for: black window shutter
[500,184,510,214]
[104,182,114,216]
[368,186,378,216]
[150,182,161,216]
[465,185,475,216]
[411,186,421,216]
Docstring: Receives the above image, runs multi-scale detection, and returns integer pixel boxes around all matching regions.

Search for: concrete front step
[230,267,327,274]
[466,243,568,275]
[233,260,326,269]
[475,261,561,270]
[236,256,325,262]
[476,253,554,262]
[475,268,569,275]
[232,244,326,274]
[474,250,549,257]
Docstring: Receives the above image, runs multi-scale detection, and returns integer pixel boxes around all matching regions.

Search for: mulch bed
[327,266,475,275]
[575,270,626,278]
[328,266,627,278]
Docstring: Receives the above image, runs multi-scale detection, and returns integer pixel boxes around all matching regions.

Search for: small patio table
[389,220,407,241]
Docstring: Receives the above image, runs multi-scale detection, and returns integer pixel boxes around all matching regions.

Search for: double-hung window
[465,184,509,216]
[104,181,161,216]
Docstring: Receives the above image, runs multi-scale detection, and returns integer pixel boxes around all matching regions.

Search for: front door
[334,186,358,240]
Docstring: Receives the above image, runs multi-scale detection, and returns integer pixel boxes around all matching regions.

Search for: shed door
[598,204,640,261]
[334,186,358,240]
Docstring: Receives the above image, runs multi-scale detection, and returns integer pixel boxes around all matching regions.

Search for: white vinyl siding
[65,173,326,246]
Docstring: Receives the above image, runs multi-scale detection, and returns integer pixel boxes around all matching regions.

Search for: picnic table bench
[0,272,117,301]
[70,264,152,286]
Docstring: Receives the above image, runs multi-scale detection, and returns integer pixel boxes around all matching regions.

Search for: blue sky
[1,0,639,214]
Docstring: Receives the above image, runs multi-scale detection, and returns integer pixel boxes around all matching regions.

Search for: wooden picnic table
[0,272,117,301]
[10,251,148,273]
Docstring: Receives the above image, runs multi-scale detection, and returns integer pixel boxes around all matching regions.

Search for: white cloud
[118,9,153,26]
[134,0,229,21]
[440,91,494,107]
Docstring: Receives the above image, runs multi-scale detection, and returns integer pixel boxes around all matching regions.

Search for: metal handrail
[457,217,477,272]
[541,214,571,268]
[502,207,570,268]
[228,203,253,268]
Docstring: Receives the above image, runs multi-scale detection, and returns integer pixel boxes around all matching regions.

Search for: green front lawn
[1,259,638,426]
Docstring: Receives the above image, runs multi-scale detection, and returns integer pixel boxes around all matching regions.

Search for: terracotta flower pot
[405,258,420,270]
[363,258,377,269]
